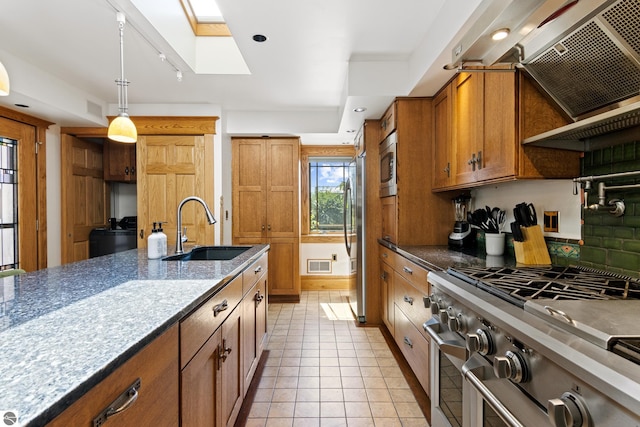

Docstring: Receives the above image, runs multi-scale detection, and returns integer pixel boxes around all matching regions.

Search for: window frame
[300,145,355,242]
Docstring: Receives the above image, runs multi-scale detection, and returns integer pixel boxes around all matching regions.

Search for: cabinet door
[266,139,299,238]
[104,140,136,182]
[220,307,243,427]
[432,84,453,189]
[381,196,397,244]
[381,260,394,334]
[242,275,268,394]
[476,72,517,182]
[233,140,267,239]
[267,238,300,297]
[181,328,221,427]
[48,325,179,427]
[137,134,214,248]
[453,72,483,186]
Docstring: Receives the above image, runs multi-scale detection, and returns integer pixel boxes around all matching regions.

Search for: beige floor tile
[272,388,297,402]
[321,376,343,389]
[360,366,382,378]
[393,402,424,418]
[283,349,303,358]
[295,401,321,417]
[388,388,418,403]
[338,349,357,358]
[299,377,321,389]
[379,366,403,378]
[342,388,367,402]
[341,376,365,389]
[346,417,375,427]
[263,366,280,377]
[338,357,359,366]
[372,417,402,426]
[340,366,361,377]
[266,417,294,427]
[245,418,268,427]
[255,388,275,402]
[362,377,387,389]
[365,388,392,403]
[280,366,301,377]
[302,349,321,358]
[281,357,302,367]
[320,418,347,427]
[321,402,346,418]
[259,376,277,389]
[297,388,320,402]
[344,401,372,418]
[320,388,344,402]
[293,418,319,427]
[369,402,398,418]
[301,357,321,367]
[276,376,299,389]
[249,402,272,418]
[268,402,296,418]
[320,358,340,367]
[299,366,320,377]
[400,417,430,426]
[383,377,410,389]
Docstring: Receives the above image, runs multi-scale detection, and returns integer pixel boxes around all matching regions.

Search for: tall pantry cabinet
[232,137,300,301]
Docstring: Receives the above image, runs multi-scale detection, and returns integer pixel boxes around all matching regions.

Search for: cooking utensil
[514,202,537,227]
[510,221,524,242]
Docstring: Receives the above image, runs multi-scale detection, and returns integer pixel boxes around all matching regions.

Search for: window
[308,157,352,233]
[0,137,17,270]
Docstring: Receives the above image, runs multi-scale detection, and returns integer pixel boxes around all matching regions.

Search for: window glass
[0,137,18,270]
[309,157,351,233]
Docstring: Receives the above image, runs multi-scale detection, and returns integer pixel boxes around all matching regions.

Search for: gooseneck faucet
[175,196,217,254]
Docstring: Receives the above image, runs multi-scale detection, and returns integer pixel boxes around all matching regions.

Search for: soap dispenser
[147,222,162,259]
[157,221,168,256]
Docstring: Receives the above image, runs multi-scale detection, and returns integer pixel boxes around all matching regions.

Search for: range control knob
[548,392,591,427]
[447,311,465,334]
[466,329,495,355]
[493,350,530,383]
[426,294,440,315]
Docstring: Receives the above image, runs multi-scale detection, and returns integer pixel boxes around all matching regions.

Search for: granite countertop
[0,244,269,426]
[378,239,517,271]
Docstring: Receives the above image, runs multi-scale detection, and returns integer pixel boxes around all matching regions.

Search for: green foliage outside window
[309,158,351,233]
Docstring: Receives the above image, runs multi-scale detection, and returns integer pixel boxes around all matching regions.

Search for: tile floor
[242,290,431,427]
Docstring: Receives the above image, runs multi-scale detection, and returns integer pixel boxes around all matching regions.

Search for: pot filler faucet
[175,196,217,254]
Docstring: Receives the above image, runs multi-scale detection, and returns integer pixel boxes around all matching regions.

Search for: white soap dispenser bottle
[147,222,162,259]
[157,221,168,256]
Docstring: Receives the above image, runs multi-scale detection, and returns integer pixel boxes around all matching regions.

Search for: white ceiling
[0,0,487,144]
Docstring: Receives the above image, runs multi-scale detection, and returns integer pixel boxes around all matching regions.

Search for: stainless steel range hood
[453,0,640,151]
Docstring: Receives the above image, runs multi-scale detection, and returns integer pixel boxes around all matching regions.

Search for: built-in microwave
[379,131,397,197]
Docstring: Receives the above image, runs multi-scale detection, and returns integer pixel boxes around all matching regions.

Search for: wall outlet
[331,254,337,261]
[544,211,559,232]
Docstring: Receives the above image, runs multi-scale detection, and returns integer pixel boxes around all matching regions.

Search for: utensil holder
[485,232,505,256]
[513,225,551,265]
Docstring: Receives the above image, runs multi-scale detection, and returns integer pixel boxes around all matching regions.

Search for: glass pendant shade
[0,61,10,96]
[108,114,138,143]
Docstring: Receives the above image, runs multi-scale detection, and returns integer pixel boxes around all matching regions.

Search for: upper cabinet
[432,69,581,191]
[104,140,136,182]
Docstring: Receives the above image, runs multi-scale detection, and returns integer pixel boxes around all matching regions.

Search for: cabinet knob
[403,295,414,305]
[443,162,450,177]
[125,166,129,175]
[130,166,135,175]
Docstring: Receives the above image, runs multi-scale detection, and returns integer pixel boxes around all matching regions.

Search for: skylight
[189,0,224,23]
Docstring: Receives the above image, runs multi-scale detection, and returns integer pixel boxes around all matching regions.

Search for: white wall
[300,242,351,276]
[470,179,582,240]
[110,183,137,219]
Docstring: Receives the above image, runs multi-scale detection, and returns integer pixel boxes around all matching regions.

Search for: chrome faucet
[175,196,217,254]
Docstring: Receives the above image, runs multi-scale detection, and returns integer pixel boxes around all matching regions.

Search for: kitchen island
[0,244,269,426]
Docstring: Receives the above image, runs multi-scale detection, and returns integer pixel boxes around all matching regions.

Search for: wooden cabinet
[47,325,179,427]
[433,70,580,191]
[379,102,397,141]
[379,98,453,246]
[103,139,136,182]
[242,254,268,394]
[379,243,431,397]
[233,137,300,300]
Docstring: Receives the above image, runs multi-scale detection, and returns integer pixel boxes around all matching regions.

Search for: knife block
[513,225,551,265]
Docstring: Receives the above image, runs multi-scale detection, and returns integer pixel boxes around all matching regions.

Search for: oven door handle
[423,317,467,360]
[462,355,525,427]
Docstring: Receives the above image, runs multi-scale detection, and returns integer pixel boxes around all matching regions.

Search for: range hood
[452,0,640,151]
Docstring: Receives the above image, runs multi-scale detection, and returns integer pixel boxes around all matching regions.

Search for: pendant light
[108,12,137,143]
[0,60,9,96]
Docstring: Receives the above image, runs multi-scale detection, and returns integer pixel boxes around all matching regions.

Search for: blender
[448,194,475,248]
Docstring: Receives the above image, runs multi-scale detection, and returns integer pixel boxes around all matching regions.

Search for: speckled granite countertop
[378,239,517,271]
[0,244,268,426]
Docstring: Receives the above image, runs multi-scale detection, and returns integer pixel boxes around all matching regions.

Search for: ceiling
[0,0,487,144]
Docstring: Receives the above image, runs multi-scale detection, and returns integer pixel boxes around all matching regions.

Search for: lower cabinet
[47,325,179,427]
[243,274,268,394]
[379,244,431,397]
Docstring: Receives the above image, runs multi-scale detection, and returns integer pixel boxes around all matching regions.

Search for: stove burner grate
[447,265,640,306]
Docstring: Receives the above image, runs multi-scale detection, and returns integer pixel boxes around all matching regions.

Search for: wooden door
[0,117,38,271]
[137,134,214,249]
[453,72,483,186]
[477,72,517,182]
[61,135,110,264]
[103,140,136,182]
[232,139,266,240]
[220,307,242,427]
[267,238,299,297]
[181,327,221,427]
[266,139,299,238]
[432,84,454,189]
[380,196,397,244]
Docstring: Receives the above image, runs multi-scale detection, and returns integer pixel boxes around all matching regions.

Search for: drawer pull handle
[403,266,413,275]
[213,299,229,317]
[93,378,141,427]
[403,295,414,305]
[255,290,265,305]
[254,265,263,274]
[403,337,413,348]
[383,235,392,241]
[382,252,388,258]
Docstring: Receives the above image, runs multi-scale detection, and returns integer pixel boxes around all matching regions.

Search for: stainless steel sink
[162,246,251,261]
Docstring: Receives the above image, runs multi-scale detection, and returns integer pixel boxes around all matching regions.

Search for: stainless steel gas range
[425,265,640,427]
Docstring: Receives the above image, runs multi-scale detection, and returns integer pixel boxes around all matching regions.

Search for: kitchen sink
[162,246,251,261]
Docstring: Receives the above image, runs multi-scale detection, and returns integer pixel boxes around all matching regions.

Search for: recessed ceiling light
[14,103,29,108]
[253,34,267,42]
[491,28,510,41]
[353,107,367,113]
[346,129,356,133]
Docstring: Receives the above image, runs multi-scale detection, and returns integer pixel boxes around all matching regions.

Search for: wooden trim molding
[301,234,353,244]
[0,105,54,128]
[179,0,231,36]
[301,275,350,291]
[62,116,219,137]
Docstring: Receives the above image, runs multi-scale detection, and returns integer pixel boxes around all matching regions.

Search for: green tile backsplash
[580,140,640,278]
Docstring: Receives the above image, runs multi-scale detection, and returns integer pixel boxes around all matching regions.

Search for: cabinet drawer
[394,272,431,338]
[380,102,396,142]
[393,305,430,397]
[394,257,429,295]
[48,325,179,427]
[379,245,396,270]
[180,275,243,368]
[243,253,268,296]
